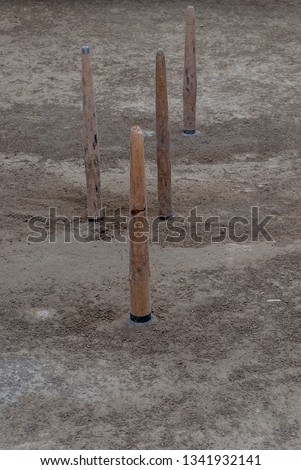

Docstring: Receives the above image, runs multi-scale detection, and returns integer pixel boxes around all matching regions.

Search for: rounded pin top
[131,125,143,136]
[156,48,165,57]
[82,46,90,55]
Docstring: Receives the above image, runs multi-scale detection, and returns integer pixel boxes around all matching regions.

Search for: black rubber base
[129,312,152,324]
[159,214,173,221]
[87,215,104,222]
[183,129,196,135]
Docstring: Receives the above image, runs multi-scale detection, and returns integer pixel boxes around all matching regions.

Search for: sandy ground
[0,0,301,449]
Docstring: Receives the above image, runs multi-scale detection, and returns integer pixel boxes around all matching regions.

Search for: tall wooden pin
[183,6,197,134]
[156,48,172,219]
[82,46,102,219]
[129,126,152,325]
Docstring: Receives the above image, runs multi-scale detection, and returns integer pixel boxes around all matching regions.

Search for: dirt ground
[1,0,301,450]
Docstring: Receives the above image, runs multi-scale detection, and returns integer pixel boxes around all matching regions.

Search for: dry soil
[0,0,301,449]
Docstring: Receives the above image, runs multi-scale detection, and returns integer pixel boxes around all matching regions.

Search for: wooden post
[156,48,172,219]
[183,6,197,134]
[82,46,101,219]
[129,126,152,324]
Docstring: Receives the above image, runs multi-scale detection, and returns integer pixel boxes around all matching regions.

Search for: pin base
[183,129,196,135]
[159,214,173,221]
[87,213,105,222]
[88,217,104,222]
[128,313,153,326]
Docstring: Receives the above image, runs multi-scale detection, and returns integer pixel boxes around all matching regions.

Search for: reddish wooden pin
[183,6,197,134]
[156,48,172,219]
[82,46,101,219]
[129,126,152,325]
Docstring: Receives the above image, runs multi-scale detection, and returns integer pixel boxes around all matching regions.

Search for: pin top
[156,48,165,57]
[186,5,195,23]
[82,46,90,55]
[131,125,143,136]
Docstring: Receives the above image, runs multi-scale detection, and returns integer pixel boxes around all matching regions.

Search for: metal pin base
[183,129,196,135]
[159,214,173,221]
[128,313,153,327]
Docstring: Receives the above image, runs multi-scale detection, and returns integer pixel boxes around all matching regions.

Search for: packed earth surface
[1,0,301,450]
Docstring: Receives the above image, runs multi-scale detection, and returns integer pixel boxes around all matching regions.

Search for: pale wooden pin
[82,46,101,219]
[156,48,172,219]
[183,6,197,134]
[129,126,152,324]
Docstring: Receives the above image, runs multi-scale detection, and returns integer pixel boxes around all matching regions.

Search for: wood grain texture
[183,6,197,133]
[82,47,101,219]
[156,48,172,218]
[129,126,151,318]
